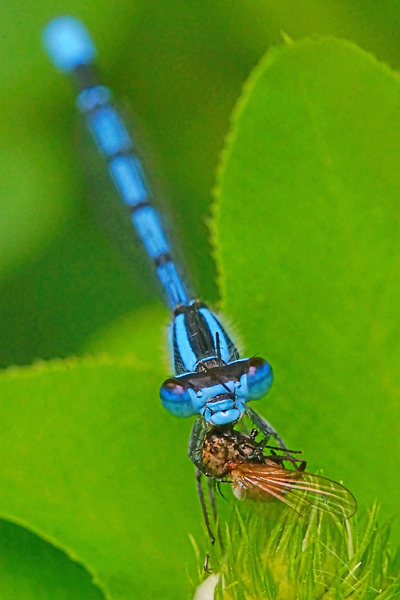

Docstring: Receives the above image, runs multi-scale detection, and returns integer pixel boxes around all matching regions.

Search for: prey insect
[200,428,357,521]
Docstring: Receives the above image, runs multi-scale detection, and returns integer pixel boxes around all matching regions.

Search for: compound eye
[160,378,196,418]
[245,357,273,400]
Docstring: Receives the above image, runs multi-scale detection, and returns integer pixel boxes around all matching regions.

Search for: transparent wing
[231,462,357,519]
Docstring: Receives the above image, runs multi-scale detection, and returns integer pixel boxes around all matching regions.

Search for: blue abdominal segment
[43,16,96,72]
[43,17,274,428]
[43,16,190,311]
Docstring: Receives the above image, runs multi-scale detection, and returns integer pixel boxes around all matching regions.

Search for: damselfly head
[160,357,273,425]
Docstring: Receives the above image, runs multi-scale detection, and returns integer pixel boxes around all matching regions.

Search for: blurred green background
[3,0,400,368]
[1,1,400,599]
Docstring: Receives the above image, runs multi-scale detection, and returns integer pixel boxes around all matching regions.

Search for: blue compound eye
[245,357,273,399]
[160,378,196,418]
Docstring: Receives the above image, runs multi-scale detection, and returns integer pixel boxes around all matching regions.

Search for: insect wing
[231,463,357,519]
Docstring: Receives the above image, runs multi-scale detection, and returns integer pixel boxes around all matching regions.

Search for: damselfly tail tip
[42,16,96,72]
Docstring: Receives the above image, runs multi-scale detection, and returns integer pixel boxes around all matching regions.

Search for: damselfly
[42,17,355,543]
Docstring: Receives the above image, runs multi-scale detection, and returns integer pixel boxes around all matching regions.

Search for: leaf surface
[0,352,199,599]
[215,37,400,538]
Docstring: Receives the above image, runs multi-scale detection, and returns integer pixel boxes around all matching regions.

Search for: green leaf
[0,520,104,599]
[215,38,400,538]
[0,355,200,599]
[83,304,167,360]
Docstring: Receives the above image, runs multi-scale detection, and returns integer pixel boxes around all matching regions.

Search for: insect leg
[188,416,208,471]
[196,468,216,545]
[245,405,287,449]
[245,406,303,468]
[206,477,225,554]
[188,418,216,544]
[203,552,212,573]
[206,476,218,522]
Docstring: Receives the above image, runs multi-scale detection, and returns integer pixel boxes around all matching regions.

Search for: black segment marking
[105,148,134,163]
[217,320,240,362]
[172,320,187,375]
[127,200,151,215]
[73,63,100,90]
[154,252,172,268]
[184,306,216,366]
[173,301,240,367]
